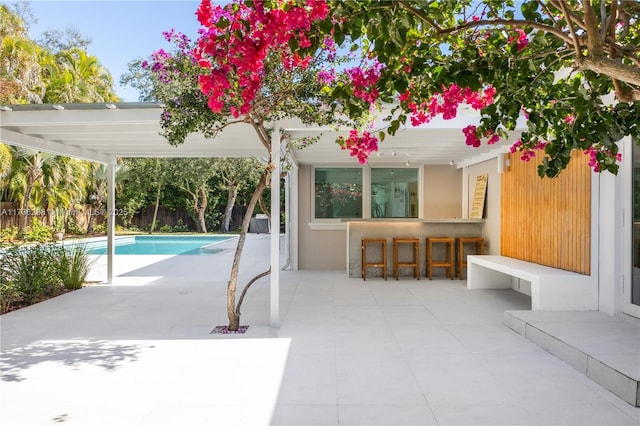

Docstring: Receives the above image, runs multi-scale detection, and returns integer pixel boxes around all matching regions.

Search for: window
[314,168,362,219]
[371,168,419,218]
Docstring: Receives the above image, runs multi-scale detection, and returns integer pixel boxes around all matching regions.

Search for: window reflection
[314,168,362,219]
[371,168,419,218]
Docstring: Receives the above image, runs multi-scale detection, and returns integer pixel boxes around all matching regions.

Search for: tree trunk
[220,185,238,233]
[226,166,271,331]
[195,186,208,233]
[149,182,162,234]
[19,181,35,233]
[86,206,94,234]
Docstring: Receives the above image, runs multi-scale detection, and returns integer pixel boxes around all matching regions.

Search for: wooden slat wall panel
[501,150,591,275]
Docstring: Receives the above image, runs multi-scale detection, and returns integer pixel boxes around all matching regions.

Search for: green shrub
[173,219,189,232]
[1,226,18,243]
[1,243,63,304]
[0,280,21,314]
[23,219,53,242]
[66,217,86,235]
[158,224,172,233]
[0,247,22,313]
[93,223,106,234]
[59,244,92,290]
[144,220,160,232]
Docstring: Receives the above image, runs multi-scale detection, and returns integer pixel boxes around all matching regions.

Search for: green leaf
[389,120,400,134]
[393,79,408,93]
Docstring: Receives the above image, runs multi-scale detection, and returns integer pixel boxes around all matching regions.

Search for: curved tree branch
[235,268,271,317]
[559,0,583,59]
[395,2,574,45]
[549,0,588,32]
[581,0,605,56]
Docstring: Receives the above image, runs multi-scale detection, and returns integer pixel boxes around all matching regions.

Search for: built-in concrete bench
[467,255,597,311]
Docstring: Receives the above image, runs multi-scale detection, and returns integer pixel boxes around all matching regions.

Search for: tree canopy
[308,0,640,176]
[0,4,118,104]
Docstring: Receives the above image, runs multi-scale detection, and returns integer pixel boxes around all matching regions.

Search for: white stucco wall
[599,136,637,317]
[466,158,501,255]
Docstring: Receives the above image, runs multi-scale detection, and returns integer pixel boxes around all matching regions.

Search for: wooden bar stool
[361,238,387,281]
[456,237,484,280]
[392,237,420,280]
[425,237,454,280]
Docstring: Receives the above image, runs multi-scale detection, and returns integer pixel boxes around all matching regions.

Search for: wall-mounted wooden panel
[501,150,591,275]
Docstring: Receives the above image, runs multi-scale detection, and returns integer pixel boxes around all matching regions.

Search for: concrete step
[504,310,640,407]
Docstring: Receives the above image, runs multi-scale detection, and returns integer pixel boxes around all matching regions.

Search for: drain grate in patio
[210,325,249,334]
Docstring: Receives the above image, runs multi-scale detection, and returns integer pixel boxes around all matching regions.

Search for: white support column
[283,172,290,270]
[270,130,282,328]
[106,159,116,283]
[289,163,299,271]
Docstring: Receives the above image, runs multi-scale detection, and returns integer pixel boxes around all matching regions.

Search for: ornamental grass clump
[59,244,92,290]
[1,243,63,306]
[0,242,92,313]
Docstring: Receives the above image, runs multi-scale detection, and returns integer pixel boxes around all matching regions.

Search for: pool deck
[1,234,639,425]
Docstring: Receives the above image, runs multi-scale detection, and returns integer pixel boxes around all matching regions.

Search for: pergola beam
[0,128,113,164]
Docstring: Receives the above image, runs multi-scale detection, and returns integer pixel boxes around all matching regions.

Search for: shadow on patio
[1,234,638,425]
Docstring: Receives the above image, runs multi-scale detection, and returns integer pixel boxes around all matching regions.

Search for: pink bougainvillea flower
[339,130,379,164]
[189,0,330,116]
[344,62,383,104]
[515,28,529,51]
[398,90,412,103]
[463,125,481,148]
[486,132,500,145]
[584,146,622,173]
[318,69,336,84]
[510,138,547,162]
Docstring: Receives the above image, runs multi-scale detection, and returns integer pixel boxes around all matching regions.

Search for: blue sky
[11,1,206,101]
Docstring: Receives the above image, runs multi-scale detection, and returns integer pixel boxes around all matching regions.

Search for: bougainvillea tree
[147,0,358,331]
[310,0,640,177]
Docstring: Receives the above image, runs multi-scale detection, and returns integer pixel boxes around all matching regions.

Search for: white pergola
[0,102,516,327]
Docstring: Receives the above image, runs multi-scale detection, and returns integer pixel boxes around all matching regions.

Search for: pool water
[88,235,234,255]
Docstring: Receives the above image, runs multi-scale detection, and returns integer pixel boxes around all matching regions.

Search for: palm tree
[43,157,89,217]
[43,48,118,103]
[0,143,12,180]
[85,163,108,233]
[0,6,45,103]
[9,147,61,232]
[86,161,128,233]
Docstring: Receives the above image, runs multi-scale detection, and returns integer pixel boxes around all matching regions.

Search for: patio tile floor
[1,234,639,425]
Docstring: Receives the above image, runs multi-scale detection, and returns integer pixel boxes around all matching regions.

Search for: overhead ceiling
[0,102,522,167]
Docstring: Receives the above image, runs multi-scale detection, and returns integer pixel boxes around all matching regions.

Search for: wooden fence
[1,201,248,233]
[0,202,97,230]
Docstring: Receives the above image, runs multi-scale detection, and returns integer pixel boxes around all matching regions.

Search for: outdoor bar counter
[346,219,484,278]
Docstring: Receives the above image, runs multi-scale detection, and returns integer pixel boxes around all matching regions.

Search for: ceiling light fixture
[52,105,65,110]
[105,103,117,109]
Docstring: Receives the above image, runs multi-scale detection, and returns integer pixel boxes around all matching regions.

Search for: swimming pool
[87,235,235,255]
